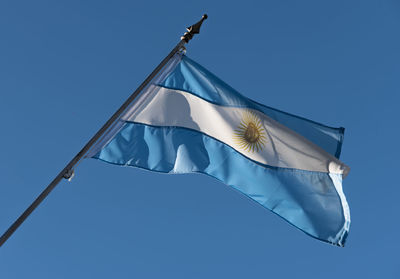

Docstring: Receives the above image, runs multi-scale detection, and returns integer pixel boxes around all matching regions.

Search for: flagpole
[0,14,208,248]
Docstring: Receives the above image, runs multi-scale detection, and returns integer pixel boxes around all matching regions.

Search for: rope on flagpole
[0,14,208,248]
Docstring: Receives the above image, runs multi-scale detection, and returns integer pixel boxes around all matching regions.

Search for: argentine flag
[88,53,350,246]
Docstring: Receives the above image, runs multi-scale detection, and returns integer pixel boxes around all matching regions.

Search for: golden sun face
[233,111,267,153]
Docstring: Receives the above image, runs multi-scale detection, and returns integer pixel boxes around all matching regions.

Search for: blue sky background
[0,0,399,278]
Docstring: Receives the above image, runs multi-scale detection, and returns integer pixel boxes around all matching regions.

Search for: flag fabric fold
[89,53,350,246]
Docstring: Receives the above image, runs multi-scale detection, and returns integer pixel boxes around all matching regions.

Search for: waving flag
[88,53,350,246]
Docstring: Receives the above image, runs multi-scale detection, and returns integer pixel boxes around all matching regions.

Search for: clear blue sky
[0,0,398,278]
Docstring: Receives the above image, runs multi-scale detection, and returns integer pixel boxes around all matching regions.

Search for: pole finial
[181,14,208,43]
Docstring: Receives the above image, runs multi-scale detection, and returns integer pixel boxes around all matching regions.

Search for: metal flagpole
[0,14,208,248]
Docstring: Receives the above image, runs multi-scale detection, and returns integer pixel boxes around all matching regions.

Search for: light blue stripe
[159,55,345,158]
[93,122,349,246]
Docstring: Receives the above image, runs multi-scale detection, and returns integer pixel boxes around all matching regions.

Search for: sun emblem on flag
[233,110,267,153]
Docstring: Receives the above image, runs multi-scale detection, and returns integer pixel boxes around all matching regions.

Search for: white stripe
[122,85,349,175]
[85,54,183,158]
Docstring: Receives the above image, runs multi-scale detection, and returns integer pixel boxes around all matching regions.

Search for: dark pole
[0,14,208,248]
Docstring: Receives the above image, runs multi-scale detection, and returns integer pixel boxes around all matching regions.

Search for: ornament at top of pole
[181,14,208,43]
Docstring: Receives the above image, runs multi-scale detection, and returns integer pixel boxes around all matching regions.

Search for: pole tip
[181,14,208,43]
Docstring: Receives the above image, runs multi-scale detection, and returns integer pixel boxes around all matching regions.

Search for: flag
[88,53,350,246]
